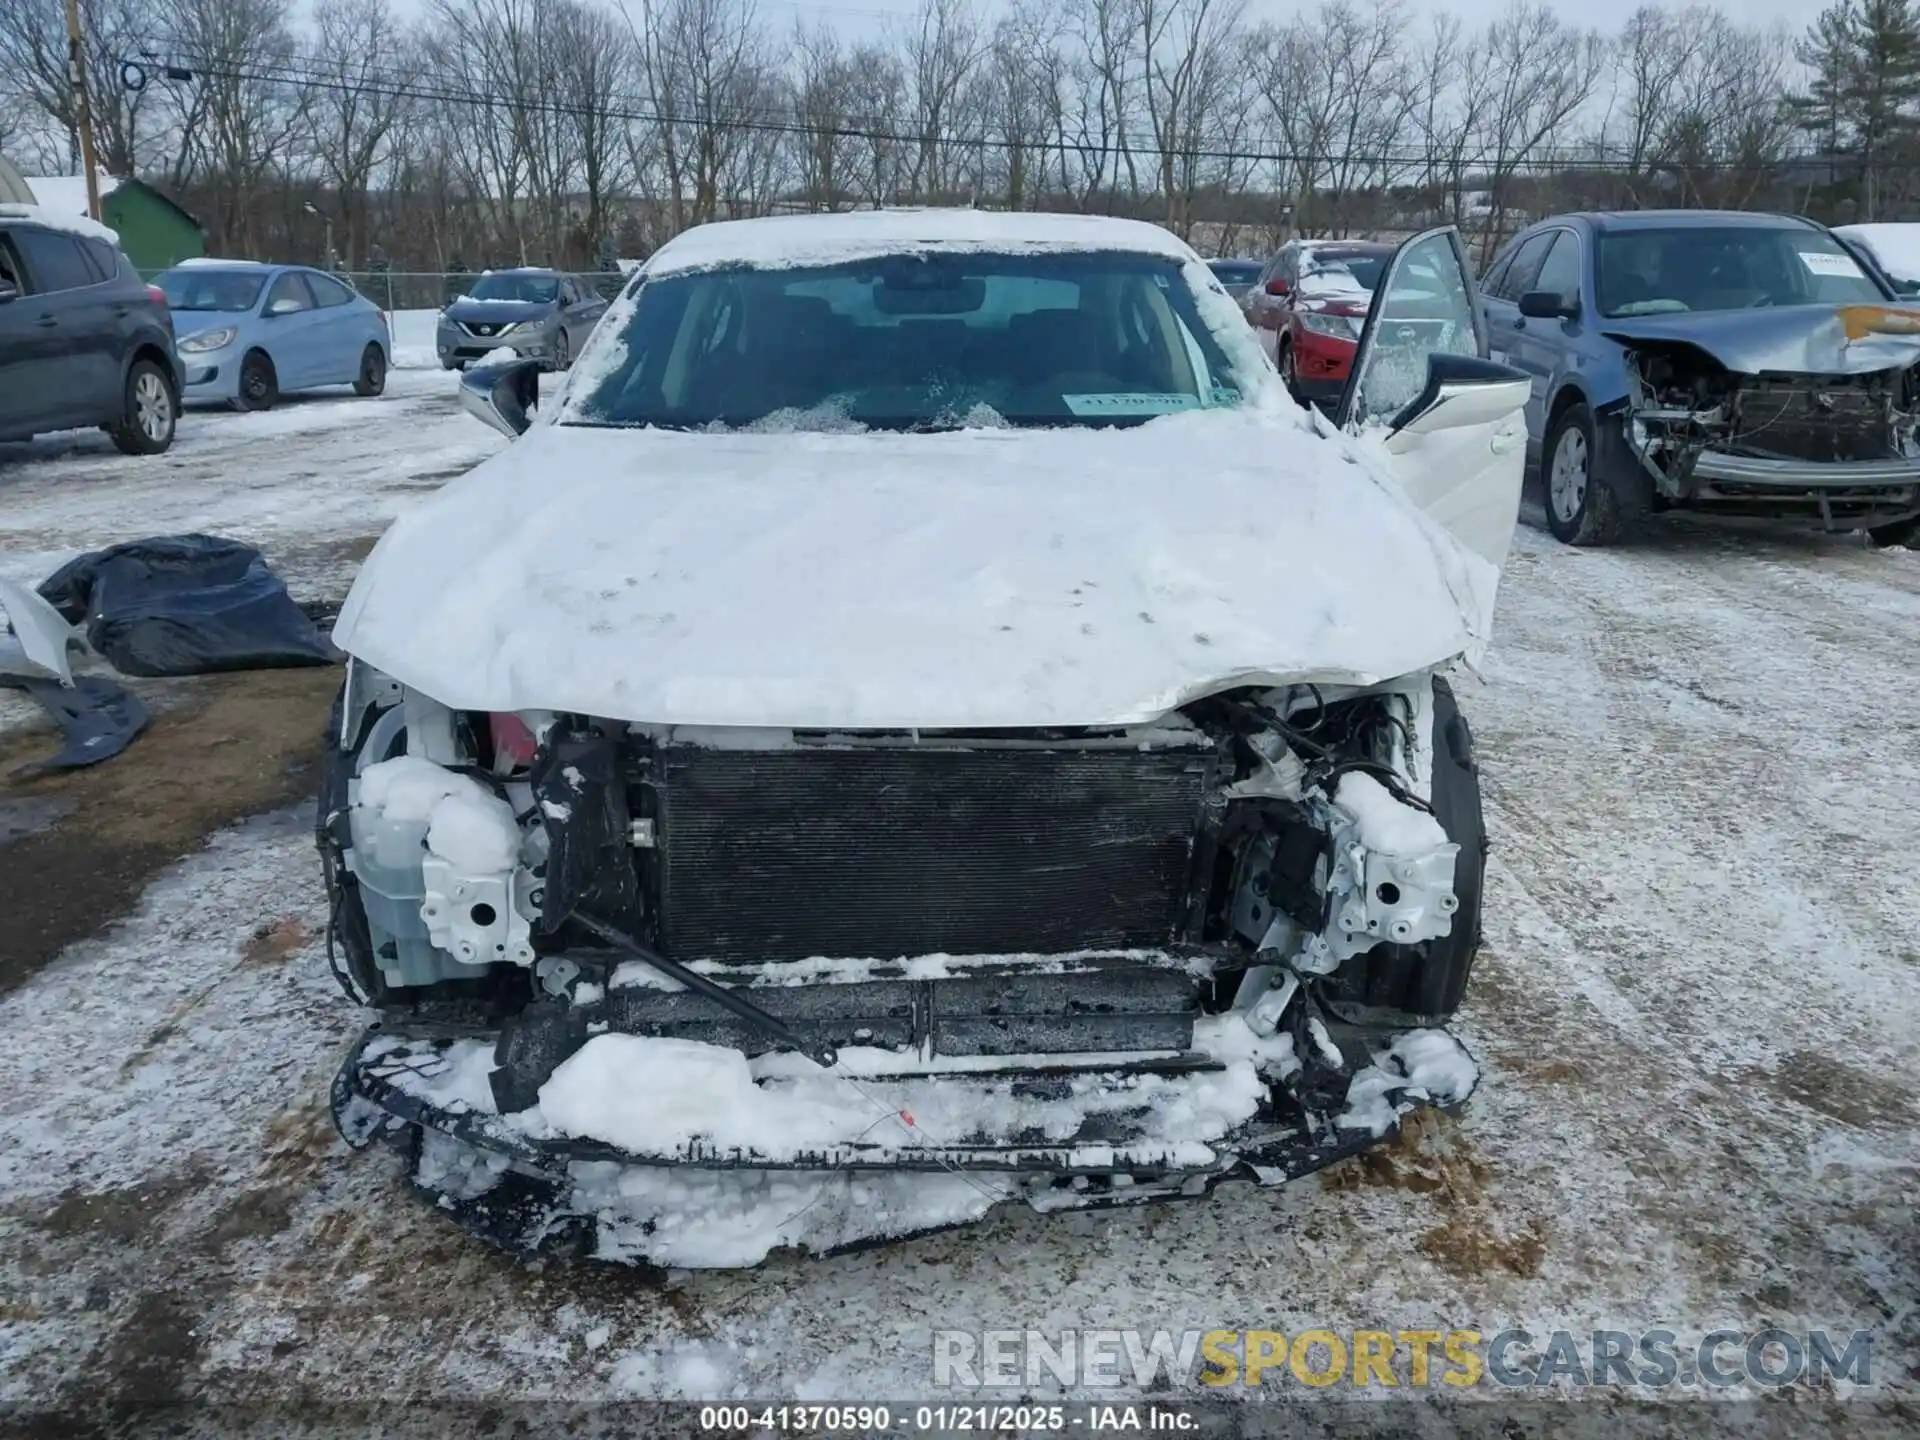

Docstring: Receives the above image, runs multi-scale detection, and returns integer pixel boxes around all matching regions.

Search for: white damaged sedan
[319,210,1531,1268]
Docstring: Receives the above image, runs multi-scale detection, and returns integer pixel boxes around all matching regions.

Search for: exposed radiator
[651,740,1216,964]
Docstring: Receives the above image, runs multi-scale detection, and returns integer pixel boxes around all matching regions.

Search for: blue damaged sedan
[1480,210,1920,547]
[157,261,391,411]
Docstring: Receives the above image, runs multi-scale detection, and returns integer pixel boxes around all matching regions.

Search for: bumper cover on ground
[331,1017,1479,1266]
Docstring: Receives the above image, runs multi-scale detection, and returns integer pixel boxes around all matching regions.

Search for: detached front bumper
[330,1001,1479,1267]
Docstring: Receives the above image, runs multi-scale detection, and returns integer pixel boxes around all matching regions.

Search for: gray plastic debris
[0,675,150,777]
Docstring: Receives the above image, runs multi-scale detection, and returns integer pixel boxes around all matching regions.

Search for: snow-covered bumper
[330,998,1478,1268]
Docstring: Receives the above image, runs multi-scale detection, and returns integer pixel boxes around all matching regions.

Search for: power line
[126,41,1823,179]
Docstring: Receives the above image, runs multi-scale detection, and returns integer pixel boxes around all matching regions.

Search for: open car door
[1333,226,1530,569]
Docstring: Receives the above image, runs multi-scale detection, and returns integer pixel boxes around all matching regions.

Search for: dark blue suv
[1480,209,1920,547]
[0,206,180,454]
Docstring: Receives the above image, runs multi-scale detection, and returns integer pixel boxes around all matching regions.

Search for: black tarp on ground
[37,534,334,677]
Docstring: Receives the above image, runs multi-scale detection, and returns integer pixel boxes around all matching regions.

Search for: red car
[1241,240,1394,407]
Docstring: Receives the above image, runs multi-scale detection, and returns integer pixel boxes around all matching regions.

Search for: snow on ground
[0,385,1916,1423]
[388,308,441,370]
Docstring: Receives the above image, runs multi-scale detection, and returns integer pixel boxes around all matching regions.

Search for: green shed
[22,174,204,273]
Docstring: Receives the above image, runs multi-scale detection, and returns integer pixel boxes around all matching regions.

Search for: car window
[571,250,1250,432]
[1489,232,1553,301]
[469,272,560,303]
[11,228,100,292]
[159,267,267,311]
[81,238,122,283]
[264,271,315,313]
[1595,226,1887,316]
[308,272,357,308]
[0,234,22,293]
[1347,231,1481,427]
[1532,231,1582,307]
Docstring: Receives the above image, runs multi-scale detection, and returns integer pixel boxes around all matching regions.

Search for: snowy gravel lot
[0,365,1916,1432]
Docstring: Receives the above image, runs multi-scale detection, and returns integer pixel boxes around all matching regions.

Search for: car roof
[1299,239,1392,254]
[1208,257,1262,267]
[644,208,1196,278]
[1561,210,1823,234]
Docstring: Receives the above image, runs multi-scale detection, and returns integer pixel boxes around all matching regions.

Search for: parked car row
[1220,210,1920,548]
[0,207,613,460]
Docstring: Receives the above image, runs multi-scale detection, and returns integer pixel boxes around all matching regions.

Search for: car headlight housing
[178,326,238,354]
[1299,312,1362,340]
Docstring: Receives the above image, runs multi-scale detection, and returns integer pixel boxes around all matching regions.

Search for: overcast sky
[722,0,1821,38]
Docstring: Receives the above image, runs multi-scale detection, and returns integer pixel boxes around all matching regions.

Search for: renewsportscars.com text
[932,1327,1874,1391]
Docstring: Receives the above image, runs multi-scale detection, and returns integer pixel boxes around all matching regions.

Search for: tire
[549,327,571,373]
[109,359,177,456]
[1542,401,1627,546]
[234,350,278,412]
[1867,515,1919,547]
[1277,335,1302,402]
[353,343,387,397]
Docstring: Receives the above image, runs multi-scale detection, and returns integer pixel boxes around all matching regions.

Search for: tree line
[1,0,1916,273]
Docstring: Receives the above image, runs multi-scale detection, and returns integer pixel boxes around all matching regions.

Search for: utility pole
[61,0,103,220]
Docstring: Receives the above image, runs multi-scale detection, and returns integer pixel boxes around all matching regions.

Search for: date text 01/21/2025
[697,1404,1200,1432]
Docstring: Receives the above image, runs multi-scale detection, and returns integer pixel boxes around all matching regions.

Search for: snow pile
[355,755,520,872]
[573,1162,1003,1269]
[1332,770,1449,855]
[1191,1011,1302,1077]
[1337,1029,1479,1136]
[387,309,441,370]
[528,1032,1264,1164]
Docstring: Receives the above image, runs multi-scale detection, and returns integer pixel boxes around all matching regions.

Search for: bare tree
[305,0,413,267]
[1470,1,1607,259]
[1137,0,1246,237]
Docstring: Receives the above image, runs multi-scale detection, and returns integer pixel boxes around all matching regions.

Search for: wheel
[1542,401,1628,546]
[233,350,278,411]
[353,343,387,397]
[109,359,177,456]
[1867,515,1919,547]
[549,327,571,373]
[1277,336,1301,401]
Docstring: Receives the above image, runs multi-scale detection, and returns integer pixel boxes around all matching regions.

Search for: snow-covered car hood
[334,410,1498,729]
[1601,304,1920,375]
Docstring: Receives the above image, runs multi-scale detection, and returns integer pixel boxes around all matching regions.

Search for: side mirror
[1518,290,1576,320]
[1385,353,1531,440]
[1264,277,1290,297]
[459,357,541,438]
[0,278,18,304]
[266,297,303,317]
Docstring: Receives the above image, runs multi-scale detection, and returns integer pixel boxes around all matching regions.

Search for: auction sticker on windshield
[1800,250,1867,278]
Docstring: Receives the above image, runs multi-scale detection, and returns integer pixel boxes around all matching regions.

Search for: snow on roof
[21,174,119,216]
[1835,223,1920,284]
[644,208,1196,277]
[0,202,118,245]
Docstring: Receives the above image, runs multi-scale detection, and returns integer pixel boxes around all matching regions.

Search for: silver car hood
[334,412,1498,729]
[1601,303,1920,375]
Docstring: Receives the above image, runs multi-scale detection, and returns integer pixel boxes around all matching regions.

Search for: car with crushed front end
[319,210,1533,1269]
[1480,209,1920,547]
[435,267,607,371]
